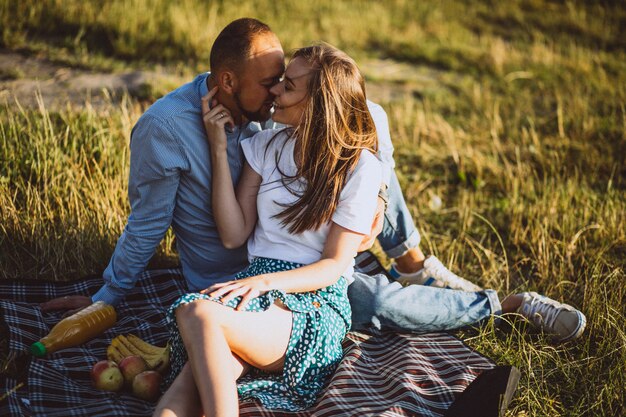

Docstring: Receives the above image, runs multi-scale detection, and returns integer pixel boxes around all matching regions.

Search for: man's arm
[41,115,188,311]
[94,116,188,305]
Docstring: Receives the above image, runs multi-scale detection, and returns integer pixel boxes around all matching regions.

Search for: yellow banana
[148,341,170,374]
[107,337,140,363]
[125,334,170,372]
[106,343,125,363]
[110,336,134,358]
[117,335,142,357]
[126,334,165,357]
[107,334,170,374]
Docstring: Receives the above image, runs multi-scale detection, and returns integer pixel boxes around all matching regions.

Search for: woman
[154,44,381,416]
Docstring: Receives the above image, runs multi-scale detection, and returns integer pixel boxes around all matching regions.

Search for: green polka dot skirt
[164,257,352,411]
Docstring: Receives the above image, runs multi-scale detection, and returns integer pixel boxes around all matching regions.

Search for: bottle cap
[31,341,47,357]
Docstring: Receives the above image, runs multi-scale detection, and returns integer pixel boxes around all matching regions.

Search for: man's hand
[40,295,92,318]
[357,196,385,252]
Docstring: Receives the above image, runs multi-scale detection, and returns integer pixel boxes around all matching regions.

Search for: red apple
[132,370,162,402]
[91,360,124,392]
[118,355,148,386]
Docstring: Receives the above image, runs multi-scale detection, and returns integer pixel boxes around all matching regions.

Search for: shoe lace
[527,297,560,329]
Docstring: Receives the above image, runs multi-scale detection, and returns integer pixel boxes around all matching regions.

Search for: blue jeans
[377,170,421,258]
[348,170,502,333]
[348,272,501,333]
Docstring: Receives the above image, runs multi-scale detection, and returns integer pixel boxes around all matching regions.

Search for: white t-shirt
[241,129,382,281]
[266,100,394,187]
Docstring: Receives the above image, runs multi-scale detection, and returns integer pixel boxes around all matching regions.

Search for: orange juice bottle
[31,301,117,357]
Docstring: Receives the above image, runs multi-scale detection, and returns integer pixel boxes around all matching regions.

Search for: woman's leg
[176,300,293,417]
[153,362,201,417]
[154,355,250,417]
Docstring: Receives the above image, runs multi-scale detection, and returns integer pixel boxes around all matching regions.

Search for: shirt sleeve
[241,129,280,175]
[367,100,394,187]
[332,151,382,235]
[92,115,189,306]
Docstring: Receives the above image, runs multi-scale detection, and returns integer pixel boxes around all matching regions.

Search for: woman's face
[270,57,311,126]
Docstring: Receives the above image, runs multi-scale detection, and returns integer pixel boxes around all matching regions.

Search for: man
[43,18,283,310]
[42,18,585,344]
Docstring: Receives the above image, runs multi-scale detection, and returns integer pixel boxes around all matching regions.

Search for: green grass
[1,0,625,415]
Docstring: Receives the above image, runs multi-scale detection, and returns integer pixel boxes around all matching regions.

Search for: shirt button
[312,301,321,308]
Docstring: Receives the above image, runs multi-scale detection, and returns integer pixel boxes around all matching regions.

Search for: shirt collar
[199,72,210,98]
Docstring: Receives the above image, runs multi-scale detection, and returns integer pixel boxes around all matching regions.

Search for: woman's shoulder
[247,127,290,142]
[241,128,294,171]
[243,128,291,150]
[349,149,382,182]
[355,149,381,170]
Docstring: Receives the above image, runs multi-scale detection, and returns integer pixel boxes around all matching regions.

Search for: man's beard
[233,91,272,122]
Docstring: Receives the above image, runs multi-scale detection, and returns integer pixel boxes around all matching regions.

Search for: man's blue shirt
[92,73,262,305]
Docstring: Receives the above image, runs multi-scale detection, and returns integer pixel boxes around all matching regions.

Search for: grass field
[1,0,625,415]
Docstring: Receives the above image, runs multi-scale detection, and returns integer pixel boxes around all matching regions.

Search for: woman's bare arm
[204,222,364,310]
[202,89,260,248]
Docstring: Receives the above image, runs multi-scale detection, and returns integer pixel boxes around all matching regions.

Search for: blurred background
[0,1,624,415]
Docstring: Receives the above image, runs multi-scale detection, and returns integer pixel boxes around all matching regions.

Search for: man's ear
[218,70,238,94]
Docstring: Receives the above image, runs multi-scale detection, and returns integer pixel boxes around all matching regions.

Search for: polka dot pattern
[164,257,351,411]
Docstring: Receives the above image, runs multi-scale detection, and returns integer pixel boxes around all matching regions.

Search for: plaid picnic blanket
[1,268,495,416]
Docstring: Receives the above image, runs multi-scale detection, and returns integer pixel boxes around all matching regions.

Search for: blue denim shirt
[92,73,262,305]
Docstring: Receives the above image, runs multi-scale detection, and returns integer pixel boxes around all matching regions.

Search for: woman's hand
[201,87,234,152]
[200,275,271,311]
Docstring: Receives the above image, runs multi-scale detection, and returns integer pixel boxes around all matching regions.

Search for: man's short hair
[210,18,274,75]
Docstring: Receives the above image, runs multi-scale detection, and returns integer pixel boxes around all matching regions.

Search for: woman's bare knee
[175,299,226,329]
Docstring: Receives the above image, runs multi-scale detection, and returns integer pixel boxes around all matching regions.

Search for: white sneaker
[389,255,482,292]
[518,292,586,342]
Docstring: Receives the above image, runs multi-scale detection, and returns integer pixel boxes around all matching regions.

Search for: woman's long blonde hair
[275,43,378,234]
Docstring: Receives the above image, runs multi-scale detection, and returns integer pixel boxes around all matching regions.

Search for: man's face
[233,35,285,122]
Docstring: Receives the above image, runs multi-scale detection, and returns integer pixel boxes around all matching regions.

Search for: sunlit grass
[1,0,625,415]
[0,94,177,279]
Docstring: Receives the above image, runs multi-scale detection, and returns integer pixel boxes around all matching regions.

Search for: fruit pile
[91,334,170,402]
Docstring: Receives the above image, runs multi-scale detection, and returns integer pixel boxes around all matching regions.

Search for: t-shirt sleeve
[332,151,382,235]
[241,129,279,175]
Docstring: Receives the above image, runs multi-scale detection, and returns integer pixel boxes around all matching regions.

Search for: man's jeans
[349,272,501,333]
[349,169,501,333]
[377,169,421,259]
